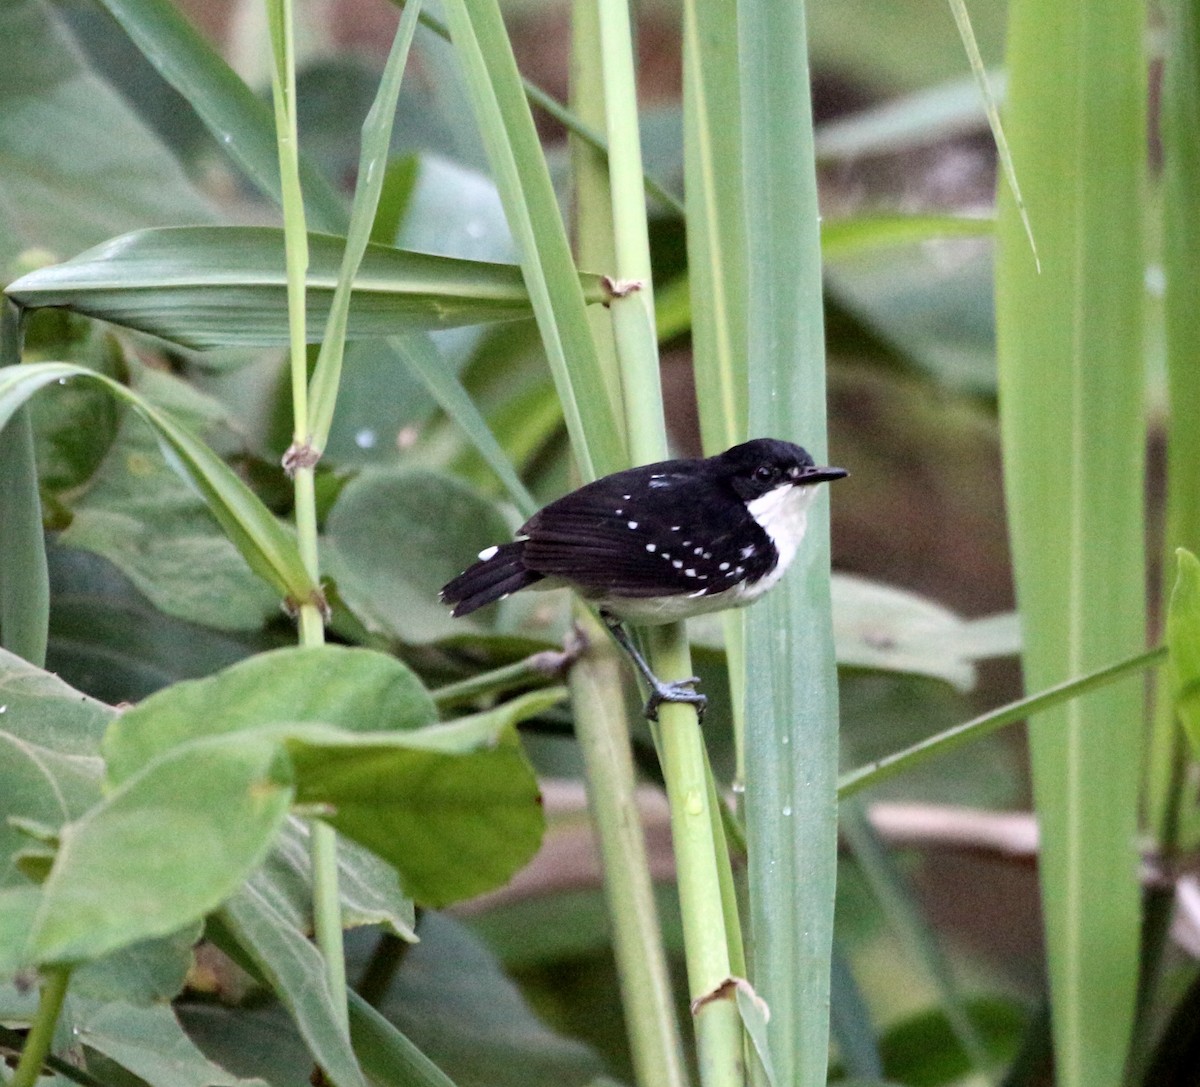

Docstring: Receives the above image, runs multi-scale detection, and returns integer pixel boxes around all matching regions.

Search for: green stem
[266,0,345,1026]
[650,624,744,1087]
[10,967,72,1087]
[569,610,688,1087]
[838,645,1167,799]
[431,650,570,708]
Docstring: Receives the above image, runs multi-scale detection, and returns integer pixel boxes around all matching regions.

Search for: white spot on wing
[478,545,499,561]
[627,520,639,529]
[672,560,683,569]
[646,543,656,552]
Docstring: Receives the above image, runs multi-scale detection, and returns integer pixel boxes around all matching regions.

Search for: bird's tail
[440,541,543,617]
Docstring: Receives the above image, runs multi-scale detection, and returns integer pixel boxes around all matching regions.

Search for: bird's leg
[600,611,707,722]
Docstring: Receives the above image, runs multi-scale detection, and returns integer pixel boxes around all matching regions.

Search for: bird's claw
[645,677,707,722]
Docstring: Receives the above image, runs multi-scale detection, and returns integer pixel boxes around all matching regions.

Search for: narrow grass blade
[97,0,346,232]
[391,333,536,517]
[739,4,838,1087]
[440,0,624,481]
[839,646,1167,799]
[946,0,1037,269]
[994,0,1148,1081]
[308,0,424,449]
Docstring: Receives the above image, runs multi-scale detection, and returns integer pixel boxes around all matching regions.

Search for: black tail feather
[440,541,544,617]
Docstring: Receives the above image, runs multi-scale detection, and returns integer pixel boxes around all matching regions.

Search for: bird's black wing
[520,467,770,598]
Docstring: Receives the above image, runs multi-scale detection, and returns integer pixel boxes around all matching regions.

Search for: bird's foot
[644,677,707,723]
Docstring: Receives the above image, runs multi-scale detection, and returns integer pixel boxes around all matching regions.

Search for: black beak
[796,465,849,485]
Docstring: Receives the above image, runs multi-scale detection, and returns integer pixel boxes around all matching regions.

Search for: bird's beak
[793,464,849,485]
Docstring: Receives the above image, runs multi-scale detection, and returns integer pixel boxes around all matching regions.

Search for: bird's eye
[753,465,776,483]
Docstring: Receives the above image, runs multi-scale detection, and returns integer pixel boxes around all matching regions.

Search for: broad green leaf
[350,911,605,1087]
[46,544,256,705]
[286,691,556,906]
[0,887,41,977]
[5,227,608,350]
[0,0,213,267]
[1168,549,1200,757]
[323,467,562,645]
[72,926,199,1005]
[824,239,997,393]
[217,885,367,1087]
[261,818,416,940]
[104,644,438,784]
[0,732,101,887]
[348,994,460,1087]
[76,997,269,1087]
[0,646,114,754]
[60,374,279,632]
[29,733,293,965]
[0,362,314,604]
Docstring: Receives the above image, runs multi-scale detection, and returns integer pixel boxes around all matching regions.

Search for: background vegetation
[0,0,1195,1086]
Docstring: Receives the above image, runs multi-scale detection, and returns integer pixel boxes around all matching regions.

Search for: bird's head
[719,438,848,502]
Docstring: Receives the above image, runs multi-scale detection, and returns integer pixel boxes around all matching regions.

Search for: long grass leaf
[5,227,600,349]
[994,0,1148,1081]
[97,0,345,232]
[440,0,624,481]
[738,4,838,1087]
[308,1,424,449]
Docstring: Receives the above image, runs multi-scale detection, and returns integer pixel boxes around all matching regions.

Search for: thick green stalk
[592,0,743,1081]
[569,611,688,1087]
[995,0,1147,1081]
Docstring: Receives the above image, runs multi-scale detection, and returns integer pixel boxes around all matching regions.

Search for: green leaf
[323,467,562,645]
[0,731,101,888]
[76,999,268,1087]
[350,911,605,1087]
[96,0,347,233]
[1169,549,1200,757]
[6,227,608,350]
[46,544,257,705]
[72,927,199,1005]
[287,689,557,906]
[217,886,368,1087]
[0,646,115,754]
[0,0,213,267]
[740,0,839,1084]
[0,362,314,604]
[260,818,416,940]
[29,733,293,965]
[59,371,279,632]
[995,0,1148,1079]
[104,644,438,784]
[831,575,1017,689]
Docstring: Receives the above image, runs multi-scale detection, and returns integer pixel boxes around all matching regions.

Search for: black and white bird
[441,438,847,720]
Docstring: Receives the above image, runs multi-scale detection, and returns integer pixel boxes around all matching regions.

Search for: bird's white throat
[739,482,818,597]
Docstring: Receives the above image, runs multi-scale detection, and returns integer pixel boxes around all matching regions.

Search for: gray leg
[600,611,707,722]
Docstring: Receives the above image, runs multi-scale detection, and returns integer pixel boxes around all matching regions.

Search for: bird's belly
[592,587,749,625]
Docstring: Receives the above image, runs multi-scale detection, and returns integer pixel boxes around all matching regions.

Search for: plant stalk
[10,967,72,1087]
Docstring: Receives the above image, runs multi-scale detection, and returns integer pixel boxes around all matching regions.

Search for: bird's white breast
[734,482,818,601]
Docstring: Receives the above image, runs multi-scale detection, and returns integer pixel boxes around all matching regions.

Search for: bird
[440,438,847,720]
